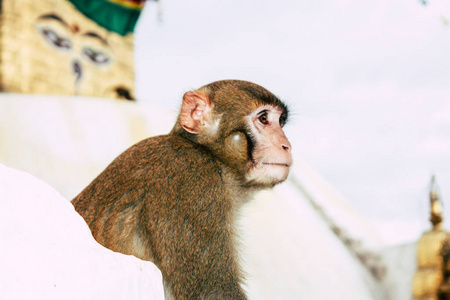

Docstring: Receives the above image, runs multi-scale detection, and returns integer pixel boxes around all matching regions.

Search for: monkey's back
[72,134,242,297]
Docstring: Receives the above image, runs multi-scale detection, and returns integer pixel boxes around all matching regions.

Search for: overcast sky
[134,0,450,245]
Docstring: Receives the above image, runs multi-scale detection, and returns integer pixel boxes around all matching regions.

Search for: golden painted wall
[0,0,135,100]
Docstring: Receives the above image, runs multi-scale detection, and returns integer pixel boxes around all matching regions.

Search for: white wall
[0,94,389,299]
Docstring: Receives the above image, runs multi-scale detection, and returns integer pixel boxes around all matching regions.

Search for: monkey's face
[243,105,292,187]
[176,80,293,188]
[207,104,292,187]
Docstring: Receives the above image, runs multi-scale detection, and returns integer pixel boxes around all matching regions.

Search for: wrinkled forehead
[201,81,288,117]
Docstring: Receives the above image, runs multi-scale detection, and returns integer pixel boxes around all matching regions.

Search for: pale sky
[134,0,450,245]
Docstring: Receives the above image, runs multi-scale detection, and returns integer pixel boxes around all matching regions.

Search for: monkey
[72,80,292,300]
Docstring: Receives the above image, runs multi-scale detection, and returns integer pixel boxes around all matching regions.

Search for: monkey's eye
[279,116,286,127]
[258,113,269,125]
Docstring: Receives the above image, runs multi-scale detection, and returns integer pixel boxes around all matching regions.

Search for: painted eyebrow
[37,15,108,47]
[82,32,109,46]
[37,14,69,28]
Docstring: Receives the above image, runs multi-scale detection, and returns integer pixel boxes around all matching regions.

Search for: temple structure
[413,178,450,300]
[0,0,143,100]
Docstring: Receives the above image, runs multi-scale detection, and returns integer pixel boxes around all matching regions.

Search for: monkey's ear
[179,91,211,134]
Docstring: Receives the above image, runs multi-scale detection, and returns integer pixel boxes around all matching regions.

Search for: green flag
[68,0,146,36]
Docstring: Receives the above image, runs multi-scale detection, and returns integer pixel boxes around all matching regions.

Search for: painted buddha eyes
[41,28,71,50]
[83,48,110,64]
[39,28,110,65]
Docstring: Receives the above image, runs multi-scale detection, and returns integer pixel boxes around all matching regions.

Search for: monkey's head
[172,80,292,188]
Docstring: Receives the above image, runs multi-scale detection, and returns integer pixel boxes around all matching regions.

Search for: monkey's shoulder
[120,134,221,173]
[114,135,226,202]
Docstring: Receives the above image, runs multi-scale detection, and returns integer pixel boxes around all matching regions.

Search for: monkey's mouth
[262,163,290,168]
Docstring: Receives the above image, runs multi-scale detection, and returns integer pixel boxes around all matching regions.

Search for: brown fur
[72,80,291,299]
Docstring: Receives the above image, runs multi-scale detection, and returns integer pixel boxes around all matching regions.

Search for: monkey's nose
[282,144,291,153]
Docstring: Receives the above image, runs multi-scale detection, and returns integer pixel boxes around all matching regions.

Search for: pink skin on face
[246,105,292,186]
